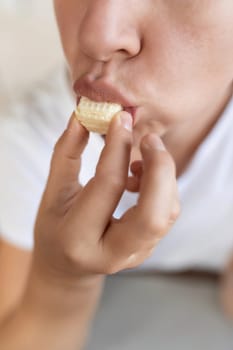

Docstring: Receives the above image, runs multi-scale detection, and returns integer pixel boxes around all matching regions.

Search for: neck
[163,86,233,178]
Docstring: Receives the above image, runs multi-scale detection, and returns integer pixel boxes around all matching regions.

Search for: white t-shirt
[0,66,233,272]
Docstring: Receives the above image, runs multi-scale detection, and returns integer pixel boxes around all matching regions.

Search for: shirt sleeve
[0,113,52,250]
[0,67,73,250]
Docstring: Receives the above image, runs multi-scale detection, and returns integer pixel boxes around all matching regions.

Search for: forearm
[0,262,104,350]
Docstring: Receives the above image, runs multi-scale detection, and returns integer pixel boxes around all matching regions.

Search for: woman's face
[54,0,233,140]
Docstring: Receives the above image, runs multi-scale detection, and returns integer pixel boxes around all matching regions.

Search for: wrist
[22,255,104,319]
[2,260,104,350]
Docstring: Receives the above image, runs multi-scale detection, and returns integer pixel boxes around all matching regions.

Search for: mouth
[74,77,138,121]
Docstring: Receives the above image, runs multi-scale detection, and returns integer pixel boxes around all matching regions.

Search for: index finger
[46,113,89,201]
[72,112,133,235]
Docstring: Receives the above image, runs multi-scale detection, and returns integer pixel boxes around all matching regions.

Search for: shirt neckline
[177,94,233,193]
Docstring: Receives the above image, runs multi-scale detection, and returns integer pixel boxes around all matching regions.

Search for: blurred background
[0,0,64,106]
[1,2,233,350]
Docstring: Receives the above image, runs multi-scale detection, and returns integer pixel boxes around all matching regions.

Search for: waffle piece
[75,96,123,134]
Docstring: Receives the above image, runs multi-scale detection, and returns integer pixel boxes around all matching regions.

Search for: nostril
[78,2,141,62]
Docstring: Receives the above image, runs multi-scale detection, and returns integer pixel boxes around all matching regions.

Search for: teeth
[75,96,123,134]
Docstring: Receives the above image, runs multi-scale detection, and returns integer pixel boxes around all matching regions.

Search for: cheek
[135,19,233,124]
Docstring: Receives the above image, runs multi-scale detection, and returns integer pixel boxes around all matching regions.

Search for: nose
[78,0,141,62]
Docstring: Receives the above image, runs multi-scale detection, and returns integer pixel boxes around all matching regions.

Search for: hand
[33,111,180,283]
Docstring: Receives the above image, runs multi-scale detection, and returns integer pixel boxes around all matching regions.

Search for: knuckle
[96,169,125,190]
[139,216,168,237]
[171,202,181,221]
[151,218,168,235]
[109,175,124,190]
[63,243,85,267]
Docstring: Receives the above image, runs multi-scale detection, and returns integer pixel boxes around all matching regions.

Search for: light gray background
[0,1,63,106]
[86,273,233,350]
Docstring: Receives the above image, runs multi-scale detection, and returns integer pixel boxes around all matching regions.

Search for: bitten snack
[75,96,123,134]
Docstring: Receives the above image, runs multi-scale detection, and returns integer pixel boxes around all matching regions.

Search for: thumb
[46,112,89,203]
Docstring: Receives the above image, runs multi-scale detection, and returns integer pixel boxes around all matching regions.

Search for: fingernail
[143,134,166,151]
[120,112,133,132]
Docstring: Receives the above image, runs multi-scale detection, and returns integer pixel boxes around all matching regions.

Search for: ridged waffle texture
[75,96,123,134]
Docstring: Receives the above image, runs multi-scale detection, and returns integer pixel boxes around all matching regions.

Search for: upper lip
[73,76,136,107]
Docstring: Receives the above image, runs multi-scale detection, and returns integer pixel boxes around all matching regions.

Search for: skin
[54,0,233,174]
[0,1,233,349]
[0,113,179,350]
